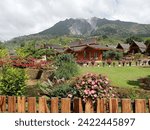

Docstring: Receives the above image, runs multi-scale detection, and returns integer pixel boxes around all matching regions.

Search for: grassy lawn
[79,66,150,88]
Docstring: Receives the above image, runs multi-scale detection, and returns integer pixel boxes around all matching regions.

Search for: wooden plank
[8,96,16,113]
[122,99,132,113]
[109,98,118,113]
[0,96,6,112]
[135,99,146,113]
[73,98,83,113]
[51,97,59,113]
[17,97,26,113]
[97,98,106,113]
[39,97,49,113]
[61,98,71,113]
[85,98,94,113]
[27,97,36,113]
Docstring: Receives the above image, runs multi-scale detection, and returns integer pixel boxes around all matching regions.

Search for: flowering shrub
[71,73,116,104]
[11,56,49,69]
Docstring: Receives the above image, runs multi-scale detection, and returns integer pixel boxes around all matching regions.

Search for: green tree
[54,54,78,80]
[126,36,143,44]
[0,66,27,96]
[145,39,150,46]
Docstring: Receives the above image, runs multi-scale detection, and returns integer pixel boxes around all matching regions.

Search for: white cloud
[0,0,150,41]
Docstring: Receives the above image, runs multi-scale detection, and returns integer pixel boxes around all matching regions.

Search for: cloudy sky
[0,0,150,41]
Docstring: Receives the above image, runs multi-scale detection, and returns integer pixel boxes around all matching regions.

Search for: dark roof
[45,44,64,49]
[70,46,87,52]
[106,45,117,49]
[68,41,85,47]
[68,39,97,47]
[117,43,130,52]
[132,40,146,52]
[88,44,109,50]
[84,39,97,45]
[45,44,65,53]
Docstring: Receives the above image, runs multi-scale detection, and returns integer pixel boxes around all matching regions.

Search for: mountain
[39,17,150,37]
[5,17,150,49]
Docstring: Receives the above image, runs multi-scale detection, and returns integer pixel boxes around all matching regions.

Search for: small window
[84,51,87,59]
[94,52,98,59]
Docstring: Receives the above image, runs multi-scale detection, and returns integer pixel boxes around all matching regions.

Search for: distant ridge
[38,17,150,37]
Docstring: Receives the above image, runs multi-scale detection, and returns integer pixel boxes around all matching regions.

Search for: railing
[0,96,149,113]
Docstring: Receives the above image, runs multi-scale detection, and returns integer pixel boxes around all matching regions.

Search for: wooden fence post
[109,98,118,113]
[85,98,94,113]
[0,96,6,112]
[135,99,146,113]
[18,97,26,113]
[97,98,106,113]
[39,97,49,113]
[8,96,16,113]
[73,98,83,113]
[51,97,59,113]
[61,98,71,113]
[122,99,132,113]
[27,97,36,113]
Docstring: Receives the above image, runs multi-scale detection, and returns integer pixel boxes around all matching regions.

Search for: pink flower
[91,81,95,85]
[99,85,102,89]
[104,81,108,84]
[99,79,103,82]
[92,84,97,89]
[94,94,97,98]
[88,79,92,83]
[91,90,96,94]
[82,81,85,85]
[84,89,89,95]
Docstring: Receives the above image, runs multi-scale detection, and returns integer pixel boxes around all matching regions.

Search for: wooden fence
[0,96,150,113]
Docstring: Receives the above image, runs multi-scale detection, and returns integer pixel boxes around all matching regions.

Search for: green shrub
[0,66,27,96]
[48,83,73,98]
[54,54,78,80]
[38,81,73,98]
[103,50,123,60]
[0,49,8,58]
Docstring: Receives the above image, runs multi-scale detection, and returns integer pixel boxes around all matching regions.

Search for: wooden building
[116,43,130,53]
[45,44,65,53]
[66,39,109,61]
[146,44,150,55]
[128,40,146,54]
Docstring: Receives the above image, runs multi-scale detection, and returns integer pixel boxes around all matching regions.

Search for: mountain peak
[39,17,150,37]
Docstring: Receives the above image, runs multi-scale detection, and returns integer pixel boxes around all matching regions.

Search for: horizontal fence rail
[0,96,150,113]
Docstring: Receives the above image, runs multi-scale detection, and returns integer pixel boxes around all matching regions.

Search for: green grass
[79,66,150,88]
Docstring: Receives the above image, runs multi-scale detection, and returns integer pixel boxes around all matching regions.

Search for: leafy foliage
[134,53,143,60]
[103,50,123,60]
[0,66,27,96]
[126,36,143,43]
[0,49,8,58]
[54,54,78,80]
[145,39,150,46]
